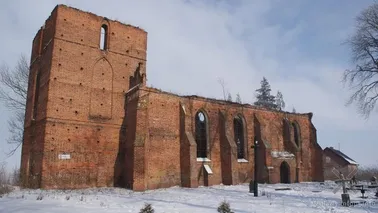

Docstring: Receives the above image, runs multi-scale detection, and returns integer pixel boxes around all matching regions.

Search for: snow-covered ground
[0,182,377,212]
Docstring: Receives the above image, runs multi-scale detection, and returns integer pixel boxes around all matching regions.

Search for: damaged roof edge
[55,4,147,32]
[138,86,314,117]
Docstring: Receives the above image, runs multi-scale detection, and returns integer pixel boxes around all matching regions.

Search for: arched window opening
[195,111,208,158]
[234,115,245,159]
[292,123,300,147]
[32,72,41,120]
[100,25,108,50]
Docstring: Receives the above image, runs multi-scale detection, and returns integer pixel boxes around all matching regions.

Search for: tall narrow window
[195,111,208,158]
[234,115,245,159]
[292,122,300,147]
[100,25,108,50]
[32,72,41,120]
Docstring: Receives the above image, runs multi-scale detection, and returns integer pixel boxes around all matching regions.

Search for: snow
[344,158,359,165]
[0,182,377,212]
[196,158,211,162]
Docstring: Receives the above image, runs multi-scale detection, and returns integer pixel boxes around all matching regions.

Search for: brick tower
[20,5,147,189]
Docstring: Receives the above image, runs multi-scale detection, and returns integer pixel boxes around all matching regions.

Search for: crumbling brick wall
[21,4,324,190]
[129,87,322,190]
[21,4,147,189]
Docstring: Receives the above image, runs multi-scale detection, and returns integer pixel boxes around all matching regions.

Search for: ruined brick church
[20,5,324,191]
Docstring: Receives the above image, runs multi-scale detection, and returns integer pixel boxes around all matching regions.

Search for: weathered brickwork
[21,5,147,189]
[21,5,324,191]
[123,87,324,190]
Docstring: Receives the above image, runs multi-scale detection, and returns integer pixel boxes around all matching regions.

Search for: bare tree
[0,55,29,156]
[344,3,378,118]
[235,93,242,104]
[217,78,227,100]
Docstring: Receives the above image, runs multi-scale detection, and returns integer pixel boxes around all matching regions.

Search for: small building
[323,147,358,180]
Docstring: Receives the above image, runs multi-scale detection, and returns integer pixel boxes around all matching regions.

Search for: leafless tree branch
[217,78,227,101]
[344,3,378,118]
[0,54,29,156]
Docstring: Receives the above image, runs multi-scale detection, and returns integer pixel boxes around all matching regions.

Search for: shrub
[0,163,13,196]
[0,185,12,196]
[217,201,234,213]
[355,166,378,181]
[11,167,20,186]
[37,194,43,200]
[139,203,155,213]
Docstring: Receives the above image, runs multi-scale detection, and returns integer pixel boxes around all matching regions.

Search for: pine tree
[254,77,277,109]
[275,90,285,111]
[139,203,155,213]
[217,201,234,213]
[235,93,242,104]
[227,92,232,102]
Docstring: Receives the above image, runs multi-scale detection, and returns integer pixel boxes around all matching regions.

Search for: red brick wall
[21,5,147,189]
[130,87,323,190]
[20,8,57,188]
[21,4,324,190]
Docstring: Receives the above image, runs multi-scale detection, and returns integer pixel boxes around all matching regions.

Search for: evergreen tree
[292,107,296,113]
[275,90,285,111]
[235,93,242,104]
[139,203,154,213]
[254,77,277,109]
[227,92,232,102]
[217,201,234,213]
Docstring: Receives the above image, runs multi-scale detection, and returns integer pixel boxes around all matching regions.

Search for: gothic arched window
[195,110,208,158]
[100,25,108,50]
[234,115,245,159]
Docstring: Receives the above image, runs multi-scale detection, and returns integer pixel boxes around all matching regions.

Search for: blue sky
[0,0,377,170]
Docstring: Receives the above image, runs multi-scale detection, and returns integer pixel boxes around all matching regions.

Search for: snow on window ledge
[237,159,248,163]
[197,158,211,162]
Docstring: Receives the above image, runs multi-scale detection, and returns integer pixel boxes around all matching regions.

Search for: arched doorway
[280,161,290,183]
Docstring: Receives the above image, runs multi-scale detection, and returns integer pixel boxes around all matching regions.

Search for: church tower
[20,4,147,188]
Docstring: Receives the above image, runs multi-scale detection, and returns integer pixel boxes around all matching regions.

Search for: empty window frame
[100,25,108,50]
[195,110,208,158]
[234,115,245,159]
